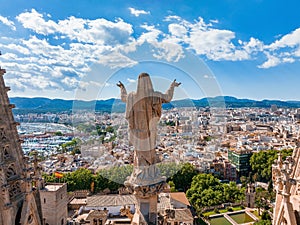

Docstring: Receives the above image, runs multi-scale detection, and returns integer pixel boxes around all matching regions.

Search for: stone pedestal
[125,166,166,224]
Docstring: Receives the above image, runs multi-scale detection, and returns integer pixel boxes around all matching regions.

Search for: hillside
[9,96,300,114]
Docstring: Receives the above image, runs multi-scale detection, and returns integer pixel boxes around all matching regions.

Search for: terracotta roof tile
[170,192,190,206]
[87,194,136,207]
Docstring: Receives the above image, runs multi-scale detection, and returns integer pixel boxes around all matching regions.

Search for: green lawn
[253,210,261,219]
[232,206,244,211]
[203,206,244,217]
[203,211,219,217]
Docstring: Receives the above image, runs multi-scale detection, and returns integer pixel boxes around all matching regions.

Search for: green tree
[223,182,245,203]
[55,131,63,136]
[43,168,94,192]
[240,176,248,187]
[255,187,271,216]
[63,168,94,191]
[157,162,181,179]
[105,126,115,133]
[59,138,81,153]
[42,173,57,183]
[168,181,177,192]
[186,174,223,212]
[254,220,272,225]
[187,174,245,213]
[96,165,133,192]
[172,162,198,192]
[250,149,292,182]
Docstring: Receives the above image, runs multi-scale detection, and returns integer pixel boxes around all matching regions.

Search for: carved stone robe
[121,73,175,167]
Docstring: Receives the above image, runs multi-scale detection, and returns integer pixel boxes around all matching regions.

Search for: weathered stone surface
[0,62,43,225]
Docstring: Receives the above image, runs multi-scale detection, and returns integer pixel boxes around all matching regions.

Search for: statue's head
[137,73,154,96]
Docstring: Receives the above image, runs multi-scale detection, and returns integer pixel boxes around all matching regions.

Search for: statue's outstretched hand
[172,79,181,87]
[117,81,124,88]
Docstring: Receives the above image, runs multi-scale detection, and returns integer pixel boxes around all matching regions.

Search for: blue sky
[1,0,300,100]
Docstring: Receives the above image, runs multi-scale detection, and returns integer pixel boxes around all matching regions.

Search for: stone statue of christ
[117,73,181,169]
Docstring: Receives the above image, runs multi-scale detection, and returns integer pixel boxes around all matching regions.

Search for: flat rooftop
[43,183,64,191]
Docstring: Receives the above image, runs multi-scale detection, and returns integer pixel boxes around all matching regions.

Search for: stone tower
[0,59,43,224]
[272,147,300,225]
[245,183,255,208]
[39,183,68,225]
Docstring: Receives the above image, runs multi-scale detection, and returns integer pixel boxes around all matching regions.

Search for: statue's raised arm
[117,81,127,102]
[162,79,181,103]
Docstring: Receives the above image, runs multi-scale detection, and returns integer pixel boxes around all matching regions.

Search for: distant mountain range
[9,96,300,114]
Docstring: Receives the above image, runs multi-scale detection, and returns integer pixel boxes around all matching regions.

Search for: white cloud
[258,53,281,68]
[62,77,79,88]
[168,24,187,38]
[242,37,264,53]
[127,78,136,83]
[138,24,162,43]
[257,28,300,68]
[58,17,134,45]
[3,8,300,98]
[152,41,184,62]
[295,47,300,57]
[4,43,31,55]
[282,57,295,63]
[97,51,137,69]
[210,19,219,24]
[164,15,182,22]
[17,9,134,46]
[128,7,150,17]
[16,9,58,35]
[0,15,16,30]
[163,16,250,61]
[268,28,300,50]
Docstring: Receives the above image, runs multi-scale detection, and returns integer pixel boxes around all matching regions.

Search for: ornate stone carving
[273,155,298,225]
[3,145,10,160]
[6,164,17,179]
[86,209,108,225]
[127,181,166,199]
[120,205,134,221]
[0,128,7,142]
[2,184,11,206]
[9,181,21,198]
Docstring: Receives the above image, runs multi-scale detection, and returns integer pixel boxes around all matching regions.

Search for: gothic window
[61,218,64,225]
[44,198,46,204]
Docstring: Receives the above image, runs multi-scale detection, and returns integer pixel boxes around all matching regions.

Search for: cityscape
[1,1,300,225]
